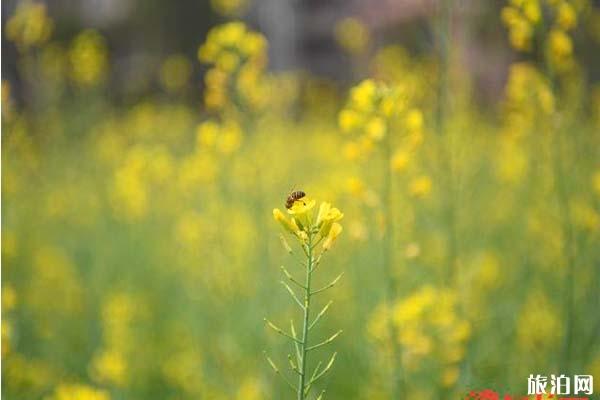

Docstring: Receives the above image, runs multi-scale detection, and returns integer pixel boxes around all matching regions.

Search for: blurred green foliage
[2,1,600,399]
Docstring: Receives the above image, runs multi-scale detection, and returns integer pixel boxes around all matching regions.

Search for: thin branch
[303,360,322,395]
[306,331,342,352]
[287,354,301,375]
[290,320,302,364]
[311,273,344,295]
[264,318,303,344]
[309,301,333,331]
[263,351,297,392]
[310,253,325,273]
[316,390,326,400]
[281,265,307,289]
[310,352,337,384]
[280,281,305,310]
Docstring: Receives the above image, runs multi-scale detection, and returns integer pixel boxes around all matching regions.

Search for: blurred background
[2,0,600,399]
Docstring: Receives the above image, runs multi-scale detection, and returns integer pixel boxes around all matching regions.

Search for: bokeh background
[2,0,600,399]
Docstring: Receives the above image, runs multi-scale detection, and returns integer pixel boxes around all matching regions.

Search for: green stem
[383,110,402,398]
[543,37,576,373]
[298,234,314,400]
[436,0,457,287]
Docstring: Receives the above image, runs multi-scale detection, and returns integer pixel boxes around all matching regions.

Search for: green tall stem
[298,233,314,400]
[436,0,457,286]
[544,52,576,373]
[383,121,402,398]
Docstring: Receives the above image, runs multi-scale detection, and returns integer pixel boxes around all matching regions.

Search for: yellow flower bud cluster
[368,285,471,387]
[68,30,109,88]
[339,79,424,164]
[501,0,542,51]
[502,0,582,72]
[196,120,242,155]
[5,2,53,51]
[504,62,555,136]
[273,197,343,250]
[334,17,370,55]
[197,22,269,113]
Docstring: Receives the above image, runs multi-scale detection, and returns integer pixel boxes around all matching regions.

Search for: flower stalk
[266,196,344,399]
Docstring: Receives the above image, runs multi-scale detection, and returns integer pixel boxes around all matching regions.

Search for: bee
[285,189,306,209]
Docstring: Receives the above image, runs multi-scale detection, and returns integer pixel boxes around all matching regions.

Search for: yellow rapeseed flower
[273,208,300,235]
[322,222,343,251]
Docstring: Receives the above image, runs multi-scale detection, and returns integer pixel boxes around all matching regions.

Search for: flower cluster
[339,79,424,167]
[368,286,471,388]
[334,17,370,55]
[68,30,108,87]
[502,0,582,72]
[5,2,53,51]
[273,197,343,249]
[44,383,109,400]
[197,22,268,113]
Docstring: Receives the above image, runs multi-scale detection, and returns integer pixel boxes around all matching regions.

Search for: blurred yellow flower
[90,350,127,387]
[409,176,432,198]
[5,2,53,51]
[45,383,110,400]
[557,1,577,30]
[69,30,108,87]
[593,170,600,196]
[210,0,248,16]
[334,17,370,54]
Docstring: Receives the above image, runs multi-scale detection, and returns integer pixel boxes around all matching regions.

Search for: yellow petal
[323,223,343,250]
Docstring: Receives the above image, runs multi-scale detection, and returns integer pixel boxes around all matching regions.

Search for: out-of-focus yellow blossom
[69,30,108,87]
[593,170,600,196]
[2,285,17,312]
[196,120,242,154]
[570,199,600,232]
[198,22,268,113]
[175,210,204,248]
[5,2,53,51]
[517,291,562,350]
[162,349,204,395]
[409,176,432,198]
[28,246,83,326]
[391,149,410,172]
[339,79,424,169]
[503,0,582,74]
[159,54,192,92]
[211,0,248,16]
[334,17,370,54]
[177,152,217,192]
[235,377,265,400]
[90,350,127,387]
[557,1,577,29]
[502,2,538,51]
[2,81,15,121]
[45,383,110,400]
[2,230,18,260]
[547,28,574,71]
[368,286,470,386]
[366,117,387,141]
[441,366,460,387]
[496,139,528,183]
[339,109,363,133]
